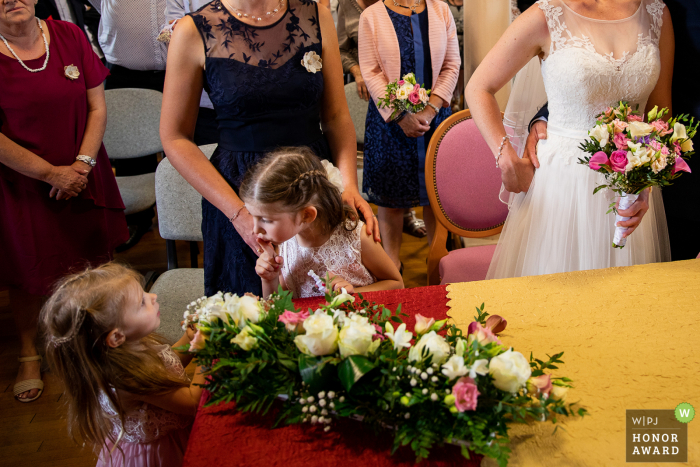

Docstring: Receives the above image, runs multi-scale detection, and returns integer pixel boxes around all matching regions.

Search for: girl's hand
[617,188,650,238]
[231,208,262,256]
[255,239,282,282]
[46,165,88,199]
[397,113,430,138]
[329,273,354,294]
[341,188,381,242]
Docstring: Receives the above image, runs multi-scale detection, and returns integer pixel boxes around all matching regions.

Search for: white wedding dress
[487,0,671,279]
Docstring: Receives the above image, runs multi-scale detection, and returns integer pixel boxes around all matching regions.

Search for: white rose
[408,331,451,365]
[671,122,694,152]
[320,160,344,194]
[651,154,668,174]
[294,310,339,356]
[301,51,322,73]
[237,295,262,325]
[418,88,429,104]
[395,85,410,101]
[231,326,258,351]
[338,315,378,357]
[628,121,654,139]
[64,64,80,80]
[589,124,610,147]
[488,349,531,393]
[441,355,468,380]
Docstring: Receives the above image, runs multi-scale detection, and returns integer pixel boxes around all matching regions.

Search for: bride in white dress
[466,0,673,279]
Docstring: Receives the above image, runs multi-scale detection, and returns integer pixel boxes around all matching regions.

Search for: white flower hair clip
[64,64,79,80]
[320,159,344,194]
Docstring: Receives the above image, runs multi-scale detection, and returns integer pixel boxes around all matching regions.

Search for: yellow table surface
[446,260,700,467]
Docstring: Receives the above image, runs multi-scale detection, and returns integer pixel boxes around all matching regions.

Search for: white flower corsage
[301,51,322,74]
[64,65,80,80]
[321,159,344,193]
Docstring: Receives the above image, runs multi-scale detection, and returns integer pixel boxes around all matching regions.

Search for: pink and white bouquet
[578,101,696,248]
[377,72,430,121]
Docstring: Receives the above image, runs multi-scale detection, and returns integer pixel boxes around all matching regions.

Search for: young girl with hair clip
[240,147,404,298]
[41,262,205,467]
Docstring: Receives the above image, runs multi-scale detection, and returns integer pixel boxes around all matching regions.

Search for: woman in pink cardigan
[359,0,460,272]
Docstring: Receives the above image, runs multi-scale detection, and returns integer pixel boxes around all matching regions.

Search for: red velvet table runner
[182,286,482,467]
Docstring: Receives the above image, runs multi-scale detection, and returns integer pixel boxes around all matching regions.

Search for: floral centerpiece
[377,73,431,121]
[184,285,586,466]
[578,101,696,248]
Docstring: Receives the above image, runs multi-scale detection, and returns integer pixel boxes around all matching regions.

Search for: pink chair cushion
[439,244,497,285]
[435,118,508,231]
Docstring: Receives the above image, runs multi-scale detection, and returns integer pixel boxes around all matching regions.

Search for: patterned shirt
[88,0,172,70]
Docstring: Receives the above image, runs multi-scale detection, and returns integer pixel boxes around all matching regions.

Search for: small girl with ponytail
[41,262,205,467]
[239,147,403,298]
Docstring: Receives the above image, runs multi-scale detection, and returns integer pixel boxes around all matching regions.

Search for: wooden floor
[0,207,431,466]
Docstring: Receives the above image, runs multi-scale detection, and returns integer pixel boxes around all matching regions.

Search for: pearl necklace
[223,0,285,22]
[0,18,50,73]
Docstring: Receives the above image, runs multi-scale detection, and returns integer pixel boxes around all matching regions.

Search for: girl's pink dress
[96,346,194,467]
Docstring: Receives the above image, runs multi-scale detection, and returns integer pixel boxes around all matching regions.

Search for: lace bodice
[537,0,664,138]
[279,220,376,298]
[99,345,193,444]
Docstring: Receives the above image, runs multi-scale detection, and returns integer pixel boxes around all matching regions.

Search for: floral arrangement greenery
[377,72,431,121]
[184,286,586,466]
[577,101,696,247]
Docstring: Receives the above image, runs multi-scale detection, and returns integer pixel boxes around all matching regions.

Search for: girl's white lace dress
[487,0,671,279]
[96,345,194,467]
[279,220,376,298]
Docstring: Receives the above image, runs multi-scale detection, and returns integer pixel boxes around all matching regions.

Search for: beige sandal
[14,355,44,403]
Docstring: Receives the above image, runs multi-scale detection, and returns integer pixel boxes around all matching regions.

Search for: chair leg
[166,240,178,270]
[427,224,449,286]
[189,241,199,268]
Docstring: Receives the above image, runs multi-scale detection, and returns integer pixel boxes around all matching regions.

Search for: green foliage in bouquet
[185,288,586,467]
[377,72,431,121]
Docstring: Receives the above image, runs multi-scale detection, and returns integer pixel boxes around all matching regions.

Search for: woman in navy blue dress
[359,0,460,271]
[161,0,378,296]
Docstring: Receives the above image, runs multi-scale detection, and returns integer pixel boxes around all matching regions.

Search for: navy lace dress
[363,6,450,208]
[190,0,331,296]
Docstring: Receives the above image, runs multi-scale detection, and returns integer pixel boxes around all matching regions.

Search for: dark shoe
[115,223,151,253]
[403,210,427,238]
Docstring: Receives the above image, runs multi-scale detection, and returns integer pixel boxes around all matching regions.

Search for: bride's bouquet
[182,282,585,465]
[377,73,431,121]
[578,101,696,248]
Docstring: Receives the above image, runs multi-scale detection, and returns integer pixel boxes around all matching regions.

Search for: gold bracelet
[229,204,246,224]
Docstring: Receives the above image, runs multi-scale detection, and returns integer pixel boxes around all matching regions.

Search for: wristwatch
[76,155,96,167]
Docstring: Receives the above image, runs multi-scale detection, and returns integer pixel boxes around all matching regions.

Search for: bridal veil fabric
[487,0,671,279]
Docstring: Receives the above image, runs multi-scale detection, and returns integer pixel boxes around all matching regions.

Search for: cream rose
[237,295,262,325]
[64,64,80,80]
[294,310,339,356]
[301,51,322,73]
[338,315,379,357]
[231,326,258,351]
[488,349,531,393]
[395,84,411,101]
[628,121,654,139]
[418,88,429,104]
[589,124,610,147]
[408,331,451,365]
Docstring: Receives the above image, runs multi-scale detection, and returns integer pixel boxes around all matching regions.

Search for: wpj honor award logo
[626,404,694,462]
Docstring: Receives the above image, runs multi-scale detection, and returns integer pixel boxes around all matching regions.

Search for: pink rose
[278,309,310,333]
[467,322,502,345]
[672,156,692,174]
[408,91,421,105]
[189,329,207,352]
[650,119,672,135]
[661,146,670,156]
[414,83,420,91]
[526,374,553,397]
[609,150,628,173]
[613,133,630,150]
[389,93,396,102]
[589,151,609,170]
[452,377,480,412]
[398,80,405,86]
[484,315,507,334]
[612,119,628,134]
[627,114,644,122]
[649,140,663,152]
[372,323,385,340]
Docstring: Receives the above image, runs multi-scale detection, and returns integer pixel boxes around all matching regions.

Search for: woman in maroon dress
[0,0,128,402]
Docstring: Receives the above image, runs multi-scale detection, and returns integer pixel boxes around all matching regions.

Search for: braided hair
[239,147,357,234]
